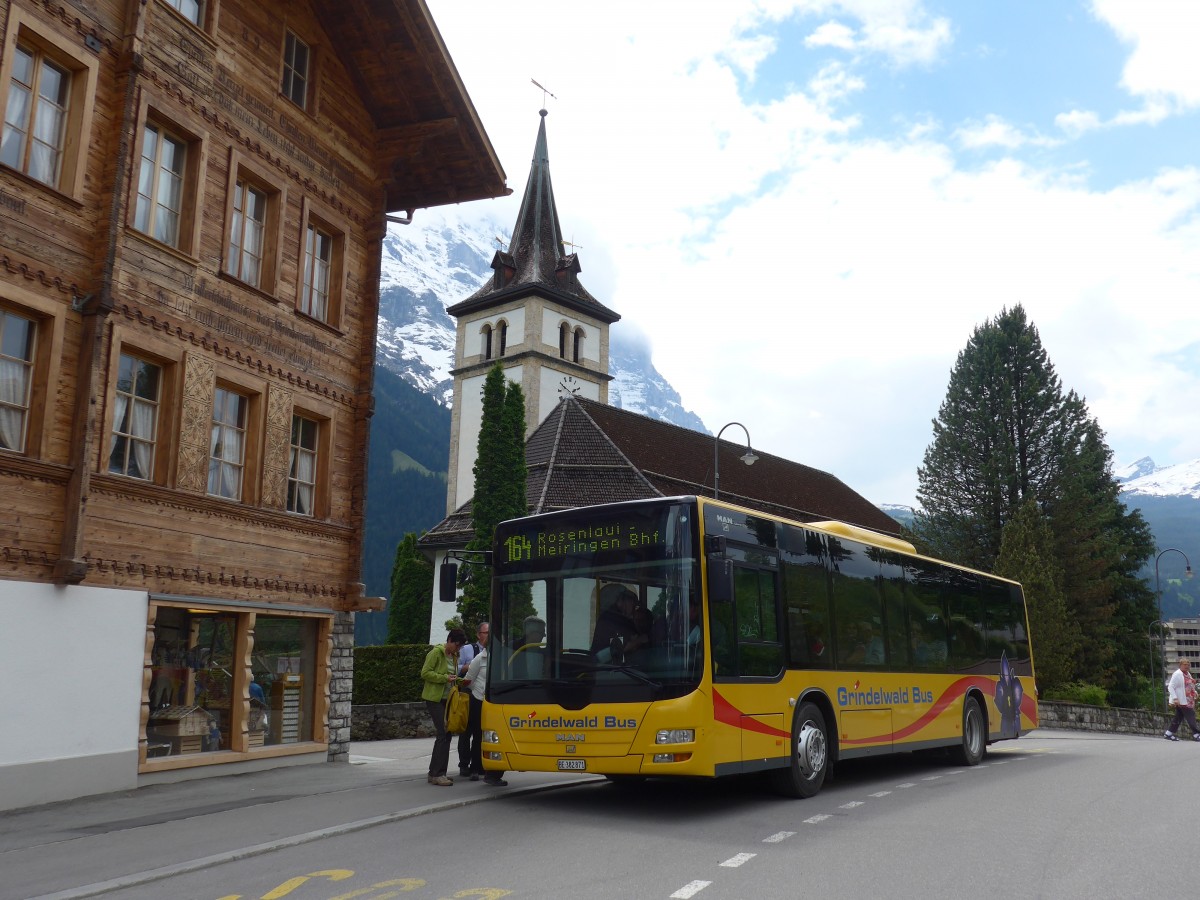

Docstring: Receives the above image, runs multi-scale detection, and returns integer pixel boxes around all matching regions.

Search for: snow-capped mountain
[375,207,707,432]
[1118,457,1200,500]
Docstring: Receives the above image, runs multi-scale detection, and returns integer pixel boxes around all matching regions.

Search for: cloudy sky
[422,0,1200,508]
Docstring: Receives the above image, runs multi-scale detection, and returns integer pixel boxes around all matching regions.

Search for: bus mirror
[704,535,727,555]
[708,556,733,604]
[439,561,459,603]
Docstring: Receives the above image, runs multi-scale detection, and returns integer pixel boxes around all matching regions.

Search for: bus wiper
[591,664,659,687]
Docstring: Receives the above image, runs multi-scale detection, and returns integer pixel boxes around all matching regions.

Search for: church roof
[446,111,620,324]
[419,396,902,548]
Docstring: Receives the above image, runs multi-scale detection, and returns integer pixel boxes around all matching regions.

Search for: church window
[559,322,569,359]
[482,324,493,360]
[498,320,508,357]
[573,327,584,363]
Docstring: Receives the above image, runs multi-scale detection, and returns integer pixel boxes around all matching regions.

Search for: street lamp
[1154,548,1193,698]
[713,422,757,501]
[1148,620,1172,713]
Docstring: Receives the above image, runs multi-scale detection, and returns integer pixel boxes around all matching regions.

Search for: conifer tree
[916,305,1155,694]
[994,498,1078,691]
[458,363,529,627]
[386,532,433,644]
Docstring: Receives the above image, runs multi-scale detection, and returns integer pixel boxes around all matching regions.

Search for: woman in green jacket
[421,628,466,785]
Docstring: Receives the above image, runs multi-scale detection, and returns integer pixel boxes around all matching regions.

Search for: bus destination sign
[501,516,667,564]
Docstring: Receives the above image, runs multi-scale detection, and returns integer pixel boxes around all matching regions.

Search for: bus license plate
[557,759,587,771]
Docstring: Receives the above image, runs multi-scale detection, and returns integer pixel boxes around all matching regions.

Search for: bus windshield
[489,499,701,706]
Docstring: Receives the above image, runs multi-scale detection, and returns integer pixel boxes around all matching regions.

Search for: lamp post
[1148,619,1171,713]
[713,422,757,501]
[1154,548,1193,703]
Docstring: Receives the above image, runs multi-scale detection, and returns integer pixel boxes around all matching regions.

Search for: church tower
[444,110,620,514]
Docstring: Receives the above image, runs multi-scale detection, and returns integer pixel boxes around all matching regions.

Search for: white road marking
[763,831,796,843]
[721,853,756,868]
[992,759,1010,764]
[869,790,892,798]
[671,880,712,898]
[840,801,865,809]
[897,782,917,788]
[922,775,943,781]
[804,814,831,824]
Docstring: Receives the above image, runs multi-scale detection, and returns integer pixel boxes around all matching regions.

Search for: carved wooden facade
[0,0,506,800]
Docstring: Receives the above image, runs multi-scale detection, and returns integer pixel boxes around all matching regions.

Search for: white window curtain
[0,356,29,450]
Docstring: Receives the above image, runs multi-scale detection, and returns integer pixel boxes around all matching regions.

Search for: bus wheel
[770,702,829,798]
[950,695,985,766]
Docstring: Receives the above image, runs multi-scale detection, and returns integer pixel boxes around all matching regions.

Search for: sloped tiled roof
[418,396,901,550]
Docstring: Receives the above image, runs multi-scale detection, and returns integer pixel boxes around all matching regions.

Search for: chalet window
[482,324,493,360]
[296,199,344,327]
[0,309,35,453]
[281,32,310,110]
[300,223,332,320]
[108,353,161,480]
[2,43,69,188]
[226,180,267,287]
[287,414,317,516]
[207,386,248,500]
[499,320,508,357]
[0,14,96,200]
[573,327,584,363]
[135,123,187,247]
[161,0,203,27]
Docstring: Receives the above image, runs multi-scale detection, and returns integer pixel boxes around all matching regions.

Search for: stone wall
[351,702,436,741]
[327,613,356,761]
[1036,700,1168,736]
[348,700,1175,744]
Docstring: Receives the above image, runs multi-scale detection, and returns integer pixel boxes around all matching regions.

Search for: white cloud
[1091,0,1200,108]
[955,114,1059,150]
[806,21,858,51]
[427,0,1200,505]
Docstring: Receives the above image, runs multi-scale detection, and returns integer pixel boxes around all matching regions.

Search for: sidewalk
[0,738,597,900]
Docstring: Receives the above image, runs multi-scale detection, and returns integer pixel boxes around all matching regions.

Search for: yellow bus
[460,495,1036,797]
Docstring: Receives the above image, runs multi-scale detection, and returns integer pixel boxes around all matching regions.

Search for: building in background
[0,0,506,810]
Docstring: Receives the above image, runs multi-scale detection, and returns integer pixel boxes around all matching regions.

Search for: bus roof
[805,520,917,555]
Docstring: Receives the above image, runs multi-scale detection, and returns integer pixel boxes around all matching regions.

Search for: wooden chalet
[0,0,507,809]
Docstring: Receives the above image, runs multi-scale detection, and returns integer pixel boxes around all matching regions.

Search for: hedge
[353,644,433,705]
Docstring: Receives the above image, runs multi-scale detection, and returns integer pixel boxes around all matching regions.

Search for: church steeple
[449,110,616,319]
[443,109,619,516]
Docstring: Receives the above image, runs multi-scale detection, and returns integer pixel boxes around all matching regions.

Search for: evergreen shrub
[353,644,431,704]
[1042,681,1108,707]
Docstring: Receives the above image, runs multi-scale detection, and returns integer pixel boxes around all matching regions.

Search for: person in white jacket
[1164,657,1200,741]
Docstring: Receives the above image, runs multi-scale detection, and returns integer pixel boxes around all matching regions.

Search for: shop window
[146,606,322,758]
[0,308,35,453]
[0,14,97,199]
[281,31,310,110]
[208,386,248,499]
[255,614,319,744]
[287,413,317,516]
[108,352,161,479]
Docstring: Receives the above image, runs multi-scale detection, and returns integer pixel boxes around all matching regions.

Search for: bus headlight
[656,729,695,744]
[483,730,499,743]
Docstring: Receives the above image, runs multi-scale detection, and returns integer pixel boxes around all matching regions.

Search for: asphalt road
[12,728,1190,900]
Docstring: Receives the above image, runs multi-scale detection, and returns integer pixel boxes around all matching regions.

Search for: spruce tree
[994,498,1078,691]
[386,532,434,644]
[916,305,1155,695]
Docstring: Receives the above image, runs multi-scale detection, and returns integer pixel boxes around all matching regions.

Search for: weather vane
[561,236,584,253]
[531,78,557,108]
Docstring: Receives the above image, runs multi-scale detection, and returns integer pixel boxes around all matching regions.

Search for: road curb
[28,776,601,900]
